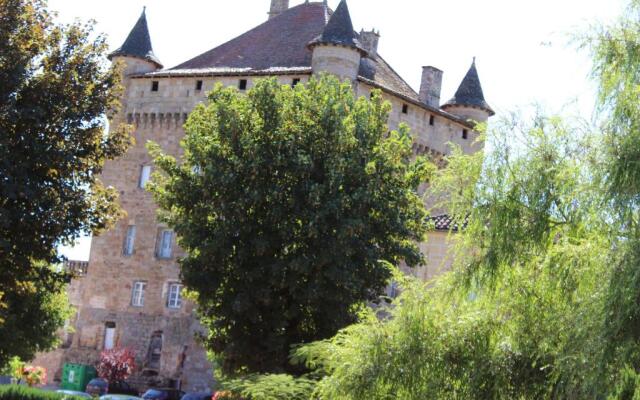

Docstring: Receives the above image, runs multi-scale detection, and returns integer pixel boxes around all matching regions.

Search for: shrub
[0,385,85,400]
[220,374,316,400]
[607,367,640,400]
[96,347,136,383]
[19,366,47,387]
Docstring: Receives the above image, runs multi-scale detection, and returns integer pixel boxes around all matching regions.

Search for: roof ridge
[372,53,419,99]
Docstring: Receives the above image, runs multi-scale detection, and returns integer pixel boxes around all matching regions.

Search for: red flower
[96,348,137,383]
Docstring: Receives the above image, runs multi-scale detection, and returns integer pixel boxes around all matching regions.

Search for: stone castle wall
[37,70,464,391]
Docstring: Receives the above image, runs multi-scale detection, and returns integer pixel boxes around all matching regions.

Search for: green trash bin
[60,363,97,392]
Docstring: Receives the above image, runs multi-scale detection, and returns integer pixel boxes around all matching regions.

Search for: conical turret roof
[308,0,365,54]
[109,8,163,68]
[442,59,493,116]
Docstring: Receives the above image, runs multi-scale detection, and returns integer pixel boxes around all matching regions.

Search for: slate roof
[442,59,494,116]
[166,1,419,101]
[173,2,328,71]
[308,0,365,52]
[109,8,163,68]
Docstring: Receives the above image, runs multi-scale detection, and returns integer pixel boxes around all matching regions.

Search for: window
[429,115,435,126]
[123,225,136,256]
[104,322,116,350]
[195,80,203,91]
[239,79,248,90]
[292,78,301,87]
[151,81,159,92]
[139,165,152,188]
[462,129,469,140]
[131,281,146,307]
[146,331,163,370]
[402,104,409,114]
[157,230,174,259]
[167,283,183,309]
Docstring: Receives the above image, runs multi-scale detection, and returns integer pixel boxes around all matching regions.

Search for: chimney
[268,0,289,20]
[359,29,380,58]
[419,66,443,108]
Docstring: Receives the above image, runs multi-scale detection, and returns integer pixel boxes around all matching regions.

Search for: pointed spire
[109,8,163,69]
[443,58,493,115]
[308,0,366,54]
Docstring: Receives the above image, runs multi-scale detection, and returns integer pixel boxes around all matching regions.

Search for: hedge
[0,385,85,400]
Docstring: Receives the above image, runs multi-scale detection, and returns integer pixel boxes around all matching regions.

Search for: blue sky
[53,0,626,260]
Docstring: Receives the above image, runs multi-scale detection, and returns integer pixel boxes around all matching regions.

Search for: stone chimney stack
[419,66,443,108]
[268,0,290,20]
[359,29,380,58]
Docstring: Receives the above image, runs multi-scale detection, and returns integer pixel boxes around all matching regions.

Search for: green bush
[221,374,317,400]
[608,367,640,400]
[0,385,85,400]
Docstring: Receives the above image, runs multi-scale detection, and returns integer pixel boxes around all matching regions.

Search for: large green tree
[287,1,640,399]
[0,0,130,364]
[149,76,432,374]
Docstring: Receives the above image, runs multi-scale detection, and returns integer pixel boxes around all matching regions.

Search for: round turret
[108,8,163,77]
[308,0,366,82]
[441,58,494,123]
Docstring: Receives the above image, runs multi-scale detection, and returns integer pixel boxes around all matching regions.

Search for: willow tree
[0,0,130,364]
[148,76,432,374]
[290,2,640,399]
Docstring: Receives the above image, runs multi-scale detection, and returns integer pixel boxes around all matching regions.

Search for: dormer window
[462,129,469,140]
[239,79,248,90]
[195,80,203,91]
[402,104,409,114]
[151,81,159,92]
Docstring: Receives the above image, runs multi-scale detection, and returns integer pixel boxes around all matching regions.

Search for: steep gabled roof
[442,59,494,116]
[173,2,328,70]
[167,2,417,100]
[309,0,364,52]
[109,8,163,68]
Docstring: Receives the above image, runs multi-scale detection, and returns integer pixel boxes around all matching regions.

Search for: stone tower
[308,0,367,82]
[441,58,494,123]
[268,0,290,19]
[108,8,163,77]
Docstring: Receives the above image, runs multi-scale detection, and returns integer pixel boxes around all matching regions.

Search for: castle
[35,0,493,392]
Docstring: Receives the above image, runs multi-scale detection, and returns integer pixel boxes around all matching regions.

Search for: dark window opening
[144,331,163,371]
[239,79,248,90]
[402,104,409,114]
[195,80,203,91]
[292,78,301,87]
[151,81,159,92]
[462,129,469,140]
[429,115,435,126]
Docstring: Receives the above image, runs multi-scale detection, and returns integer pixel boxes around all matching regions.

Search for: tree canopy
[277,1,640,399]
[0,0,130,364]
[148,76,432,374]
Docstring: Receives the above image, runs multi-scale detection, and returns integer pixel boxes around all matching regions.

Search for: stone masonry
[34,0,493,392]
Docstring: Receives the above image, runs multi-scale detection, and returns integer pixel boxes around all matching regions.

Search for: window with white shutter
[123,225,136,256]
[157,230,173,259]
[167,284,183,309]
[131,281,146,307]
[104,322,116,350]
[139,165,152,188]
